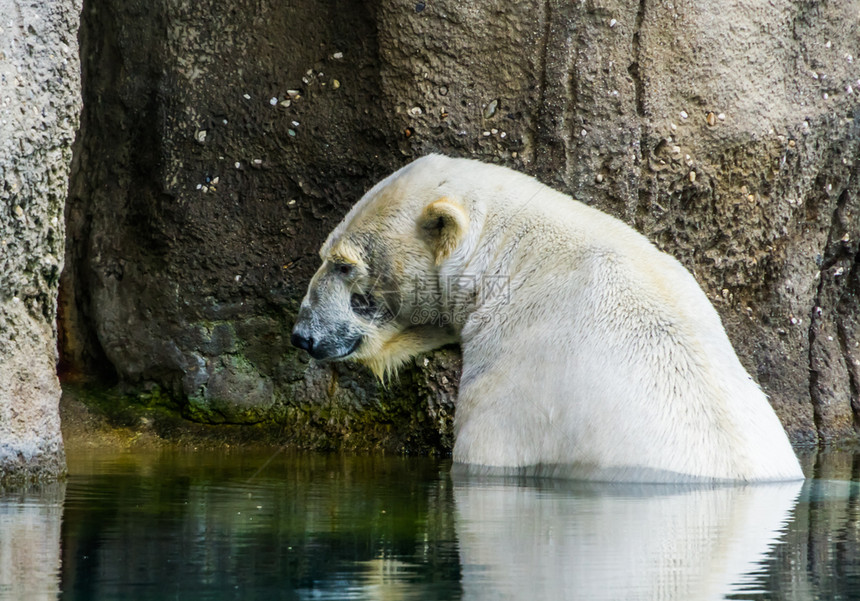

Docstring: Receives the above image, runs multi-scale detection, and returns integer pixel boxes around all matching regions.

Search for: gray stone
[1,0,81,481]
[61,0,860,447]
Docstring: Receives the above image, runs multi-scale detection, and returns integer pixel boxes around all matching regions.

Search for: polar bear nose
[291,331,315,353]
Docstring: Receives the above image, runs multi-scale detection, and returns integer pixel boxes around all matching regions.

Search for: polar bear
[291,155,803,482]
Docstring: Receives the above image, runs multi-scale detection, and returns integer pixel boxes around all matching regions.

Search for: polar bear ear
[419,197,469,265]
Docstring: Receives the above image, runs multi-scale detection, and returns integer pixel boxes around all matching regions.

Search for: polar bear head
[291,156,470,378]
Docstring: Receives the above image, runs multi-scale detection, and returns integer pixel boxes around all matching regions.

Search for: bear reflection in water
[452,477,804,601]
[292,155,803,483]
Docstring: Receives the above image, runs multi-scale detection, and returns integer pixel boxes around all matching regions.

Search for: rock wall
[62,0,860,447]
[1,0,81,481]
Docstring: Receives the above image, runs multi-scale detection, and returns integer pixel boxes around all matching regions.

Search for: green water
[2,447,860,600]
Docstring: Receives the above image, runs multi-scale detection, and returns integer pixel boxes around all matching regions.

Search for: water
[2,447,860,600]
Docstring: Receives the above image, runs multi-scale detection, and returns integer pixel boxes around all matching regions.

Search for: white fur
[339,155,804,482]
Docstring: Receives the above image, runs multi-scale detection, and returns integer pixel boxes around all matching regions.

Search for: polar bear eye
[335,263,353,276]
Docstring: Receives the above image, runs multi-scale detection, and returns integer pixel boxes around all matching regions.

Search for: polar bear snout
[290,314,363,361]
[289,329,314,353]
[291,290,365,361]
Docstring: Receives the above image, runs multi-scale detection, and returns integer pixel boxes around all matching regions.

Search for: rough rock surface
[1,0,81,481]
[62,0,860,448]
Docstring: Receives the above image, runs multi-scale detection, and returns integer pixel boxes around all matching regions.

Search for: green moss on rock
[62,347,459,454]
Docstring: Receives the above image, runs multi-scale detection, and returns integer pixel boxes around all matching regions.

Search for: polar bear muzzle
[291,234,408,363]
[290,308,363,361]
[290,258,369,361]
